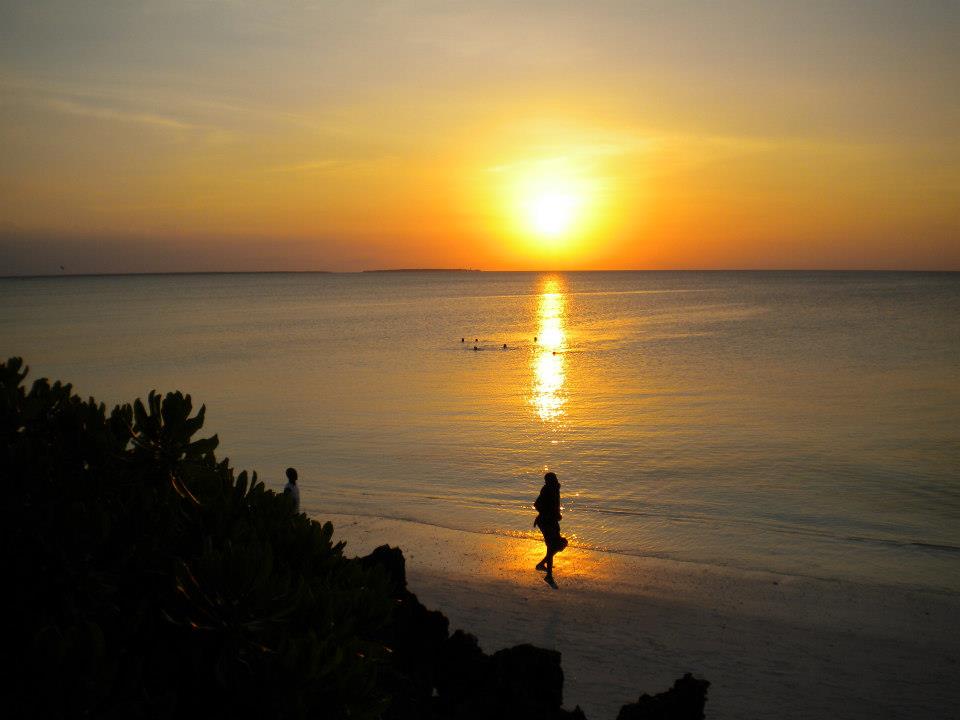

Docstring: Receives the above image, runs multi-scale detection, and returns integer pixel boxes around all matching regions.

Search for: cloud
[0,74,203,131]
[0,72,324,136]
[43,98,198,130]
[484,133,657,175]
[268,158,345,173]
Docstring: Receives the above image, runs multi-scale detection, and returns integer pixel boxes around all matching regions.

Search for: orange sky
[1,1,958,273]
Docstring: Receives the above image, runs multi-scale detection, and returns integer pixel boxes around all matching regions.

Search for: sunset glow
[511,163,590,246]
[3,4,959,718]
[485,151,610,264]
[527,190,578,240]
[1,2,958,274]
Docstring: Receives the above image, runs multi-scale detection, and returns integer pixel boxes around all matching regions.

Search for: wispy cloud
[268,158,345,173]
[44,98,198,130]
[485,135,656,174]
[0,74,202,132]
[268,153,403,173]
[0,72,327,135]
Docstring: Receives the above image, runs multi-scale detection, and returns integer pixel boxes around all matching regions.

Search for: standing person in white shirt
[283,467,300,513]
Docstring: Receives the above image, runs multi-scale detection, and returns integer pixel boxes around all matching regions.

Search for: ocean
[2,271,958,593]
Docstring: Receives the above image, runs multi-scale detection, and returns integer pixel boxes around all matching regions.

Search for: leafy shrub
[1,357,392,719]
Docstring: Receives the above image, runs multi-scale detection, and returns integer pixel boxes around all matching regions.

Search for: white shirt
[284,481,300,513]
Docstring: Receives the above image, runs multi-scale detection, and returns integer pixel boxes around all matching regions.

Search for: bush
[1,357,392,719]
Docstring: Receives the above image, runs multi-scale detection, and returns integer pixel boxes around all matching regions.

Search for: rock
[432,641,569,720]
[616,673,710,720]
[487,643,565,714]
[357,545,451,719]
[436,630,485,702]
[359,546,711,720]
[359,544,408,594]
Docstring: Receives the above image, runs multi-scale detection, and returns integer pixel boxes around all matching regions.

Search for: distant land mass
[362,268,482,273]
[0,270,339,279]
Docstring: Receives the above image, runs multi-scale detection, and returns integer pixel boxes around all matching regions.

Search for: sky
[1,0,958,273]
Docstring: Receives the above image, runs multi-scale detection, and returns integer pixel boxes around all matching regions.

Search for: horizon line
[2,268,959,280]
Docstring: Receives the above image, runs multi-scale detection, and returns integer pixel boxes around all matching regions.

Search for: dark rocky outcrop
[360,544,704,720]
[616,673,710,720]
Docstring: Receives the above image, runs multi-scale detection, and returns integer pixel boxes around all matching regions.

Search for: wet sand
[326,513,960,720]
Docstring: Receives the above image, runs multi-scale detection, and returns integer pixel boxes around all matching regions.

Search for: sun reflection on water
[531,278,567,421]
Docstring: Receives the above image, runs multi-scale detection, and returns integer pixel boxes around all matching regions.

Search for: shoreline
[324,512,960,720]
[317,507,960,598]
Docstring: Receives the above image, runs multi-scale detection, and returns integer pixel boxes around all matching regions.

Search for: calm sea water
[2,271,958,592]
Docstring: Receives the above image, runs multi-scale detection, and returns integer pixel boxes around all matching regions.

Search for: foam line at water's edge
[318,508,960,597]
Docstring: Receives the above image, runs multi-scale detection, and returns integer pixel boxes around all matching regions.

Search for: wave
[573,502,960,555]
[326,489,960,560]
[320,507,960,596]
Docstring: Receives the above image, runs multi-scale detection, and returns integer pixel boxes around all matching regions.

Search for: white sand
[325,513,960,720]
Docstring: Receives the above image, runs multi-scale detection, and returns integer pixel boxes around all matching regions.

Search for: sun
[486,152,608,256]
[514,170,587,245]
[528,190,578,238]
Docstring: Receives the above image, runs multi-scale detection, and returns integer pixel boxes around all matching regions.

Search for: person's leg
[544,546,557,587]
[538,522,560,586]
[536,527,551,570]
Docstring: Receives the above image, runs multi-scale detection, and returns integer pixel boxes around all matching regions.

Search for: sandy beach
[326,513,960,720]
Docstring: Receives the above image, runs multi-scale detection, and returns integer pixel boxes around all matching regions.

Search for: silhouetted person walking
[533,471,567,588]
[284,467,300,513]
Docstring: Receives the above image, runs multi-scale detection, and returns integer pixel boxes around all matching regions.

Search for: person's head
[286,467,298,484]
[544,471,558,486]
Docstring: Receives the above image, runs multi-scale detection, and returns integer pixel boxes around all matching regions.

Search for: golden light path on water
[530,277,567,421]
[527,276,588,561]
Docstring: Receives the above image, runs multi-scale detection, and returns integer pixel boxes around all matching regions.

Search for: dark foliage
[2,357,392,719]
